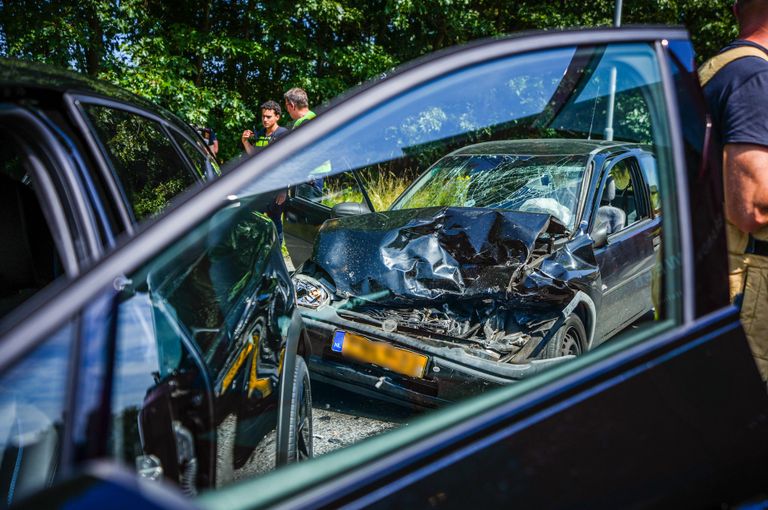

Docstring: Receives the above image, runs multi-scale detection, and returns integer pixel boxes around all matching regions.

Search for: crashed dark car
[294,139,661,407]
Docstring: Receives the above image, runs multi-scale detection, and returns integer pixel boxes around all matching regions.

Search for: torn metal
[297,206,598,361]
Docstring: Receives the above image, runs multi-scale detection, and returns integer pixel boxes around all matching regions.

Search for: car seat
[595,176,626,234]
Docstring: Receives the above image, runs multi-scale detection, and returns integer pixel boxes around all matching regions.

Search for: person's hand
[241,129,253,141]
[275,191,287,205]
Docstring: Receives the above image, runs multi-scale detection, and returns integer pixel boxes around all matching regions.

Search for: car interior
[0,144,62,320]
[595,176,626,234]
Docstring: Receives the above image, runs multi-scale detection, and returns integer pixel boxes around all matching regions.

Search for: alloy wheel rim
[561,327,582,356]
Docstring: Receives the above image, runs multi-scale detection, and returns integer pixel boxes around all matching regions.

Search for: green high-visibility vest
[292,110,316,129]
[254,135,272,147]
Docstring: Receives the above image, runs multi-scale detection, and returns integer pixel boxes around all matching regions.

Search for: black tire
[285,356,313,463]
[543,314,587,358]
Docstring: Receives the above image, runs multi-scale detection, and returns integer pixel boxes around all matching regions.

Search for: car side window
[294,172,365,209]
[169,130,220,180]
[0,323,74,506]
[81,105,199,222]
[596,158,647,234]
[638,153,661,215]
[0,40,683,500]
[0,132,64,321]
[259,41,678,467]
[106,195,289,490]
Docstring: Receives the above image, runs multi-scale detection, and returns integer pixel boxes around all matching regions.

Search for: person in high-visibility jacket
[700,0,768,380]
[284,87,328,196]
[241,100,290,243]
[241,100,289,156]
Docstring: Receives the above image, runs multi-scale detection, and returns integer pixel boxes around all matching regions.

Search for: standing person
[241,100,289,156]
[284,87,326,195]
[700,0,768,379]
[283,88,316,128]
[240,101,290,245]
[199,126,219,157]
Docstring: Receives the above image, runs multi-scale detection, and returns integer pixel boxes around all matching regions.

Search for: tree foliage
[0,0,738,161]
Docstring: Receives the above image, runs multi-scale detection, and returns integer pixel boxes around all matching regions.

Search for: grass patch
[321,167,416,212]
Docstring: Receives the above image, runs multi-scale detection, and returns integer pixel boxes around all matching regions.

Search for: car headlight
[293,274,331,309]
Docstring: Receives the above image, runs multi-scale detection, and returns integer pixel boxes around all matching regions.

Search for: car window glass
[296,172,366,209]
[81,105,199,222]
[169,130,220,180]
[0,323,73,506]
[355,167,410,211]
[638,153,661,215]
[605,158,644,230]
[0,135,64,322]
[254,41,678,469]
[57,41,682,497]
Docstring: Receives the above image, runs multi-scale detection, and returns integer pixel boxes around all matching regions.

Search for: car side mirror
[592,224,609,248]
[332,202,370,218]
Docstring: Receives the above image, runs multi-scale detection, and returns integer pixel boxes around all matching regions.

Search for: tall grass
[322,167,414,211]
[361,168,412,211]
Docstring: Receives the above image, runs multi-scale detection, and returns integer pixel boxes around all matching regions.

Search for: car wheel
[544,314,587,358]
[286,356,313,463]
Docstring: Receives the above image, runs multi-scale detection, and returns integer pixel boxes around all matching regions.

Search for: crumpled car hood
[311,206,553,302]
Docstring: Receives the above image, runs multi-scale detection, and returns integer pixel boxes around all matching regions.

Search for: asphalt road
[230,381,422,482]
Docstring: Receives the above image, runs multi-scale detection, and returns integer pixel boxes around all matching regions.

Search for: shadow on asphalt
[312,380,425,424]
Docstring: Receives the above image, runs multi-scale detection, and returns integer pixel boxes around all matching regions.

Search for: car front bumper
[300,306,569,409]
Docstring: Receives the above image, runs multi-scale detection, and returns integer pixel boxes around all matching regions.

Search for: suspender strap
[698,46,768,86]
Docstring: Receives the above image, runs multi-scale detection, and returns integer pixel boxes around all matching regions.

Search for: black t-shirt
[704,40,768,148]
[253,125,289,148]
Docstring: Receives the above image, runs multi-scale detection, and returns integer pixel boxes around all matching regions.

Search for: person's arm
[241,130,255,155]
[724,143,768,233]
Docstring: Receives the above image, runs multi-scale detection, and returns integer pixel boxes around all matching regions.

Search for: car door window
[0,322,74,506]
[597,158,649,234]
[169,130,220,180]
[81,105,199,222]
[294,172,365,208]
[105,40,680,490]
[0,132,64,321]
[0,37,690,504]
[106,195,295,491]
[638,153,661,215]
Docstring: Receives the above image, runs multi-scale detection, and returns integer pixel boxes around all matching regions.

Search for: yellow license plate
[331,331,428,379]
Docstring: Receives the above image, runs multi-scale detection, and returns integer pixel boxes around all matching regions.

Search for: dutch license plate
[331,331,428,379]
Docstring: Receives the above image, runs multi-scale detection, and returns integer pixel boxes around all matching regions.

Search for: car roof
[0,57,191,131]
[450,138,642,157]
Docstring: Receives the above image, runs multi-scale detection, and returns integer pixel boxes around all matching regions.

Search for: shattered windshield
[391,152,588,229]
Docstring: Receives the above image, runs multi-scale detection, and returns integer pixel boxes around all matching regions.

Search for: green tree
[0,0,740,162]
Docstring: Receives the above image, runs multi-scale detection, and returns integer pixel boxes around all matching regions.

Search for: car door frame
[0,104,103,280]
[283,169,375,264]
[64,94,209,235]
